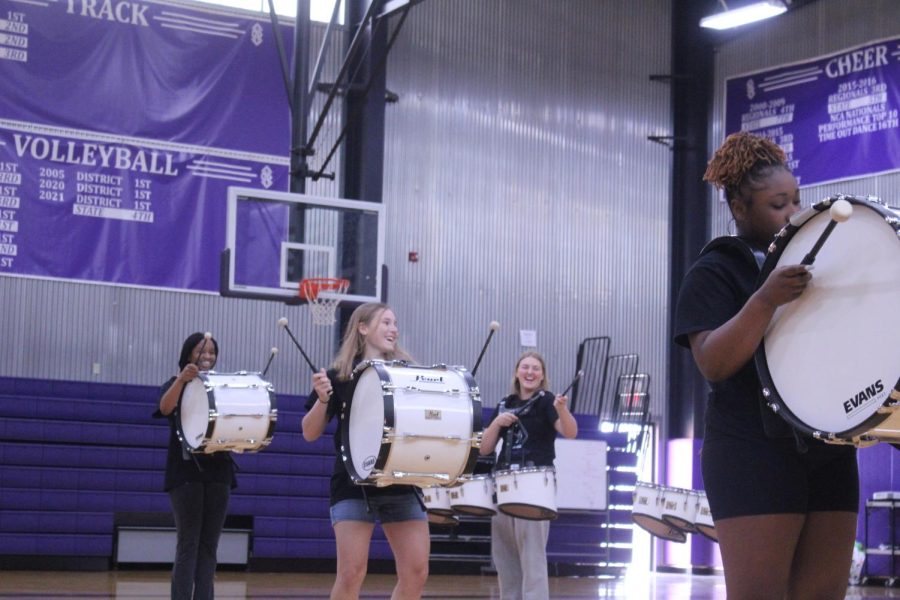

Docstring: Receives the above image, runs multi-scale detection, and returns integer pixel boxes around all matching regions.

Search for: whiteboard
[553,439,608,511]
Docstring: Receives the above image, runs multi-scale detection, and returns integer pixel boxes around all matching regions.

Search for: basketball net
[299,278,350,326]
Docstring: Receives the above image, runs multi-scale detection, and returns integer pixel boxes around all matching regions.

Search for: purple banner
[725,37,900,187]
[0,0,293,291]
[0,120,288,290]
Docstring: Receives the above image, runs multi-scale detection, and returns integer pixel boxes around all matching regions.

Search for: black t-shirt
[673,237,776,442]
[488,390,560,470]
[305,366,417,506]
[153,376,237,492]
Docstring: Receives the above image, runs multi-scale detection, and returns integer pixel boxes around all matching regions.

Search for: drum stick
[560,370,584,397]
[801,199,852,266]
[471,321,500,376]
[277,317,318,374]
[193,332,212,369]
[261,347,278,377]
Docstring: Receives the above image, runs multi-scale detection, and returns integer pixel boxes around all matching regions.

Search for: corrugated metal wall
[709,0,900,234]
[0,1,674,426]
[382,0,673,414]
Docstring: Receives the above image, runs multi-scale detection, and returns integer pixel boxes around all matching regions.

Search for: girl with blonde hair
[302,302,428,600]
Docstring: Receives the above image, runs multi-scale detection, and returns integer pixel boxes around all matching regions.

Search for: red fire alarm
[408,251,419,263]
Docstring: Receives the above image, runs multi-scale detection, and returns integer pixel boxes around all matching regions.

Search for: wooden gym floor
[2,570,900,599]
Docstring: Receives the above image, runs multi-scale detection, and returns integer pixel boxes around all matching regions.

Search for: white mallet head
[203,331,212,339]
[576,370,584,378]
[830,199,853,222]
[277,317,288,328]
[271,347,278,354]
[489,320,500,332]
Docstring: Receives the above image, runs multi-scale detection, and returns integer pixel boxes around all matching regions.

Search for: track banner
[0,0,290,291]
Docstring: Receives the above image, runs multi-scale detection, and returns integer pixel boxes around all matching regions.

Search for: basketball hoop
[299,277,350,326]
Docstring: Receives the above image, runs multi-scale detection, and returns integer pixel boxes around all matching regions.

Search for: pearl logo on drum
[844,379,885,416]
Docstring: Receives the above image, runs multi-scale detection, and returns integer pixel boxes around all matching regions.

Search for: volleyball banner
[0,0,291,291]
[724,36,900,187]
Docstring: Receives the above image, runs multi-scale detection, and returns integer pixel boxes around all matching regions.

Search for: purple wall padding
[0,377,636,567]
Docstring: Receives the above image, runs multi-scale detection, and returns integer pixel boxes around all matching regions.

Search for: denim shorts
[330,493,426,526]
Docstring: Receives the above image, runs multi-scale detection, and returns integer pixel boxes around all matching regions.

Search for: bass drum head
[758,199,900,438]
[348,366,387,481]
[180,376,212,450]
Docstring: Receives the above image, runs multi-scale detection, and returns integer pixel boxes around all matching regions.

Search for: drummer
[301,302,430,599]
[673,131,858,599]
[155,332,237,600]
[480,351,577,600]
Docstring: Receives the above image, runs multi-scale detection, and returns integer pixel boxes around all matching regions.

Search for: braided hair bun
[704,132,788,202]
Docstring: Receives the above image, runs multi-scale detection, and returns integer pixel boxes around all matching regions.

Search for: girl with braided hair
[674,132,858,599]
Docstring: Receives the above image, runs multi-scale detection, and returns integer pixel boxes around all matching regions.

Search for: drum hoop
[176,373,216,454]
[342,361,396,484]
[495,466,556,477]
[754,195,900,442]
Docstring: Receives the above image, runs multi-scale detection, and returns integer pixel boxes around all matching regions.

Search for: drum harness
[701,236,809,454]
[498,390,549,471]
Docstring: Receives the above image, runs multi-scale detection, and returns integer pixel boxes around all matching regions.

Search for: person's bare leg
[383,520,430,600]
[331,521,375,600]
[714,513,804,600]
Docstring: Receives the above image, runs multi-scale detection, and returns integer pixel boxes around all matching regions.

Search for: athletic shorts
[701,434,858,520]
[330,494,426,526]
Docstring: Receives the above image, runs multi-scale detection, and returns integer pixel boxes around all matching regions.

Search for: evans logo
[415,374,443,384]
[844,379,884,416]
[363,456,376,470]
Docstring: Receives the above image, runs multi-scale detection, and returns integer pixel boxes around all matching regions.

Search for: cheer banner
[725,36,900,187]
[0,0,291,291]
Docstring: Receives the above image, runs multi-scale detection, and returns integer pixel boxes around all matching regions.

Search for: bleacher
[0,376,635,573]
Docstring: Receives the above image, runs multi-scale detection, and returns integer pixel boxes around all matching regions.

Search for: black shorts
[701,434,858,520]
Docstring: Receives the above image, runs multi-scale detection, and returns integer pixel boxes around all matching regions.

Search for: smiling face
[359,308,399,358]
[515,355,545,398]
[732,167,801,249]
[190,338,217,371]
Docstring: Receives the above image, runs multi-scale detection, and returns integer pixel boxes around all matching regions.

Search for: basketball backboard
[220,187,385,304]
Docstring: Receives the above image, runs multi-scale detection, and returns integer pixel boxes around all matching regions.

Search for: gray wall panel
[382,0,672,416]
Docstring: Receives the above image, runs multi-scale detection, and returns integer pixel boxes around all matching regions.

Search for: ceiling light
[700,0,788,30]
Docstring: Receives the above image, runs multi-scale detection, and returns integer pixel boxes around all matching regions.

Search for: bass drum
[178,371,277,453]
[756,195,900,444]
[345,360,482,487]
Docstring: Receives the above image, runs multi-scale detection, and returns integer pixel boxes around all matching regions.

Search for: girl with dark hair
[479,351,577,600]
[301,303,429,600]
[674,132,858,599]
[155,332,235,600]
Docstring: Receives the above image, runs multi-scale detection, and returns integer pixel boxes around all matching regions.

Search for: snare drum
[344,361,482,487]
[756,195,900,444]
[448,474,497,517]
[178,371,277,453]
[631,482,687,543]
[494,466,557,521]
[422,486,458,526]
[661,487,700,534]
[693,492,717,542]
